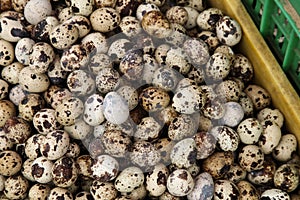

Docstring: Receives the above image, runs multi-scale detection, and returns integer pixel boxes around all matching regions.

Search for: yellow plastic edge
[208,0,300,148]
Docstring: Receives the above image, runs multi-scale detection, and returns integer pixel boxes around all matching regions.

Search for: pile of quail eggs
[0,0,300,199]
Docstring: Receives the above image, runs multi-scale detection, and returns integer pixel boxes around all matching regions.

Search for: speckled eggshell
[96,68,120,94]
[224,163,247,183]
[32,16,60,42]
[197,8,223,31]
[244,84,271,111]
[91,154,119,182]
[52,156,78,188]
[214,180,240,200]
[202,151,234,179]
[28,183,51,200]
[260,189,290,200]
[257,107,284,128]
[15,38,35,65]
[274,164,299,193]
[1,62,24,85]
[31,156,53,183]
[18,93,45,121]
[70,0,93,16]
[134,116,162,141]
[101,129,132,158]
[64,15,91,38]
[24,0,52,25]
[103,91,129,125]
[166,6,188,25]
[114,166,144,193]
[0,100,16,127]
[0,80,9,100]
[237,118,263,144]
[48,187,73,200]
[183,38,210,66]
[81,32,108,55]
[40,130,70,160]
[210,126,240,152]
[184,6,199,29]
[167,169,194,197]
[187,172,214,200]
[153,138,175,164]
[0,13,29,42]
[90,7,121,33]
[119,49,144,81]
[19,67,50,93]
[216,16,242,46]
[258,121,281,154]
[193,131,217,160]
[0,150,22,176]
[172,85,206,114]
[67,69,95,96]
[197,30,220,52]
[3,117,31,144]
[220,101,244,127]
[238,144,264,172]
[136,3,160,21]
[168,114,197,141]
[170,138,197,169]
[215,80,241,102]
[0,39,15,66]
[33,108,62,135]
[119,16,142,37]
[273,134,298,162]
[165,46,192,75]
[139,86,170,112]
[130,140,161,168]
[61,44,90,72]
[3,175,29,200]
[152,67,180,92]
[55,96,84,126]
[236,181,259,200]
[24,134,45,160]
[205,52,231,81]
[142,10,172,38]
[230,54,254,83]
[145,163,169,197]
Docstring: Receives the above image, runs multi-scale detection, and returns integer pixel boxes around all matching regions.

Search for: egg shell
[119,16,142,37]
[101,129,132,158]
[91,154,119,182]
[172,85,206,114]
[0,39,15,66]
[166,46,192,75]
[237,118,263,144]
[31,156,54,183]
[130,140,161,168]
[134,116,162,141]
[24,0,52,25]
[70,0,93,16]
[19,67,50,93]
[197,7,223,31]
[210,125,240,152]
[1,62,24,85]
[146,163,169,197]
[258,121,281,154]
[216,16,242,46]
[238,144,264,172]
[107,38,132,63]
[115,166,144,193]
[18,93,45,121]
[28,183,51,200]
[67,69,95,96]
[236,181,260,200]
[139,86,170,112]
[32,16,60,42]
[167,169,194,197]
[260,189,290,200]
[215,80,241,102]
[273,134,298,162]
[154,137,176,164]
[205,52,231,81]
[224,163,247,183]
[274,164,300,192]
[230,54,254,83]
[0,15,29,42]
[194,131,216,160]
[197,30,220,52]
[0,150,22,176]
[257,107,284,128]
[90,7,121,33]
[60,44,90,72]
[136,3,160,21]
[184,6,199,29]
[48,187,73,200]
[40,130,70,160]
[15,38,35,65]
[220,101,245,127]
[168,114,197,141]
[152,67,180,91]
[3,175,29,200]
[52,156,78,187]
[244,84,271,111]
[82,32,108,55]
[24,134,45,160]
[214,180,240,200]
[170,138,197,169]
[187,172,214,200]
[76,155,94,179]
[21,159,35,182]
[65,119,92,140]
[4,116,31,144]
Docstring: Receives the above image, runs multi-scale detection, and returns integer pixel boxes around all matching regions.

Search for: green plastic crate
[242,0,300,92]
